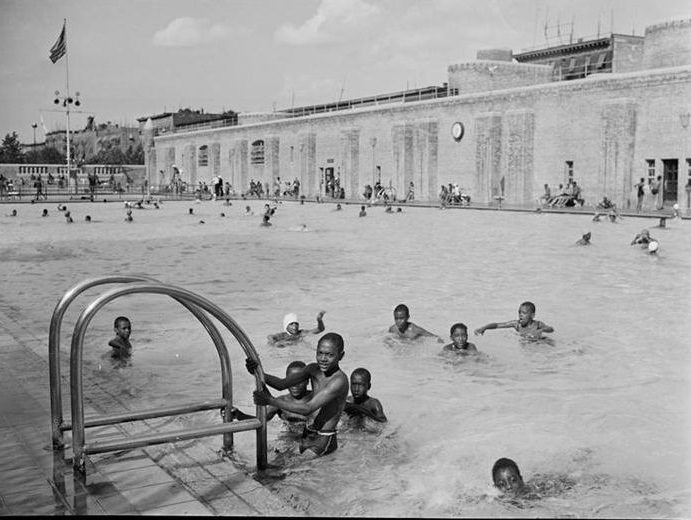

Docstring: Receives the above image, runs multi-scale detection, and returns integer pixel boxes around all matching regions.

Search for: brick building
[143,18,691,210]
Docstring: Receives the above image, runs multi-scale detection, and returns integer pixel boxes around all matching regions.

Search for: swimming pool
[2,199,689,517]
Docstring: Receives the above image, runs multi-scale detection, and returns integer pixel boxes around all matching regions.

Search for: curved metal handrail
[49,276,232,451]
[68,282,267,473]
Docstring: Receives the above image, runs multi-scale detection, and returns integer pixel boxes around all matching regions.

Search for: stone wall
[447,61,552,96]
[643,19,691,70]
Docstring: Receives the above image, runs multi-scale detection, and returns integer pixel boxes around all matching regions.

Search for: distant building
[136,108,238,137]
[142,19,691,210]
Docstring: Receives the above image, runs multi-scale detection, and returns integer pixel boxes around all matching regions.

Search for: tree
[39,146,65,164]
[0,132,24,163]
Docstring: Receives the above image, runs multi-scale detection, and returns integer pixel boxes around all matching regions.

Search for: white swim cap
[283,313,298,331]
[648,241,659,253]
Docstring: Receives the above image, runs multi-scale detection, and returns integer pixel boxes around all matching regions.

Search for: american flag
[49,21,66,63]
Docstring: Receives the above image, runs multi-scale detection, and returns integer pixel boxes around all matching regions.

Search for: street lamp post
[53,89,81,194]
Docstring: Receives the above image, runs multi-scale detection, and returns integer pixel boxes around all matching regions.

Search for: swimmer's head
[518,302,536,325]
[350,368,372,400]
[286,360,308,398]
[449,323,468,347]
[245,206,251,212]
[85,215,91,222]
[492,458,524,495]
[220,213,225,217]
[336,203,342,210]
[10,209,17,216]
[316,333,345,371]
[582,231,591,241]
[283,313,299,335]
[393,304,410,330]
[189,208,194,214]
[42,209,48,216]
[113,316,131,339]
[396,207,402,212]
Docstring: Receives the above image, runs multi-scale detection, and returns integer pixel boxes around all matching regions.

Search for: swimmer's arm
[474,321,516,335]
[307,310,326,334]
[345,399,387,422]
[536,321,554,333]
[245,358,311,391]
[255,373,345,415]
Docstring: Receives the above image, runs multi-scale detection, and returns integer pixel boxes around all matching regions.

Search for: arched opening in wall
[198,145,209,167]
[251,140,265,165]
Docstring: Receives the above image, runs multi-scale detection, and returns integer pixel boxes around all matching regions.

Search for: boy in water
[575,231,591,246]
[492,458,526,496]
[359,205,367,217]
[344,368,387,423]
[265,361,314,427]
[246,332,349,458]
[388,303,442,341]
[442,323,478,355]
[474,301,553,340]
[267,311,326,346]
[108,316,132,358]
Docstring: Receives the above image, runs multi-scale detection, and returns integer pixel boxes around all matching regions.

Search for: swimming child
[65,211,74,223]
[246,332,349,458]
[359,205,367,217]
[244,205,253,216]
[335,203,342,211]
[474,301,554,340]
[7,209,17,217]
[492,458,526,496]
[344,368,387,423]
[265,361,314,427]
[125,209,133,222]
[260,214,272,226]
[85,215,91,222]
[42,209,48,217]
[108,316,132,359]
[188,208,194,215]
[630,228,654,246]
[268,311,326,346]
[388,303,442,341]
[442,323,478,355]
[575,231,591,245]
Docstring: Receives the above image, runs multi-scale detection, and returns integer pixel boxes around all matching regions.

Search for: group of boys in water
[107,299,552,495]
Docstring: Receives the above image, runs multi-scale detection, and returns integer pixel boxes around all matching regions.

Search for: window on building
[646,159,656,182]
[568,57,576,72]
[686,158,691,185]
[596,52,607,69]
[565,160,574,181]
[584,55,591,75]
[251,140,265,165]
[198,145,209,167]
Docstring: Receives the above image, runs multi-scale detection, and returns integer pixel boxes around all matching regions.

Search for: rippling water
[1,199,689,517]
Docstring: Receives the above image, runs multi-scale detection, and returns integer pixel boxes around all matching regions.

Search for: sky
[1,0,689,143]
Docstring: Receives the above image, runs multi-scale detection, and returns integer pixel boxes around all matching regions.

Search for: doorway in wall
[662,159,678,205]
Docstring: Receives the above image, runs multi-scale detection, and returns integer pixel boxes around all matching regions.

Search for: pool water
[1,199,689,517]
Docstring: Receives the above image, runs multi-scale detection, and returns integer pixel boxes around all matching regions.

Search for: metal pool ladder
[48,275,268,474]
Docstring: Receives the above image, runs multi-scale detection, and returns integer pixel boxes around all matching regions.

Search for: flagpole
[63,18,74,194]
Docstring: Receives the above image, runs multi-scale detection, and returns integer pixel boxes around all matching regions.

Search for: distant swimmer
[125,209,133,222]
[42,209,48,217]
[246,332,349,458]
[343,368,387,423]
[493,458,526,497]
[575,231,591,245]
[220,212,226,217]
[630,229,654,246]
[65,211,74,223]
[442,323,478,355]
[385,204,393,213]
[244,205,254,216]
[199,220,205,224]
[335,203,342,211]
[260,214,272,226]
[108,316,132,359]
[474,301,553,340]
[359,205,367,217]
[57,204,67,211]
[268,311,326,346]
[388,303,442,341]
[188,208,194,215]
[7,209,17,217]
[85,215,92,222]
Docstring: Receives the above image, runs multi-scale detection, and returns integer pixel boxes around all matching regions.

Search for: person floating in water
[41,209,48,217]
[260,214,272,227]
[65,211,74,223]
[575,231,591,245]
[631,228,654,246]
[268,311,326,346]
[474,301,553,340]
[108,316,133,359]
[388,303,442,341]
[7,209,17,217]
[125,209,133,222]
[335,203,342,211]
[359,205,367,217]
[343,368,387,423]
[442,323,478,355]
[246,332,349,458]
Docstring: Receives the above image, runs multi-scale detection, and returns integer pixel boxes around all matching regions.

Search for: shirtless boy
[388,304,441,341]
[492,458,526,496]
[108,316,132,358]
[268,311,326,346]
[344,368,387,423]
[474,301,553,340]
[265,361,314,427]
[442,323,478,355]
[246,332,349,457]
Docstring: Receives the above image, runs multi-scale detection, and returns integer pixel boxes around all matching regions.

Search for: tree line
[0,131,144,165]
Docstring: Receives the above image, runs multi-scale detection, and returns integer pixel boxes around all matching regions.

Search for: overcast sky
[1,0,688,143]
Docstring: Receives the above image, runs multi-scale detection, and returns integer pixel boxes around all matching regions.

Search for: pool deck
[0,305,301,516]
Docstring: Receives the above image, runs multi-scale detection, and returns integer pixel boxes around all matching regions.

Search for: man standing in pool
[246,332,348,458]
[388,303,442,341]
[474,301,553,340]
